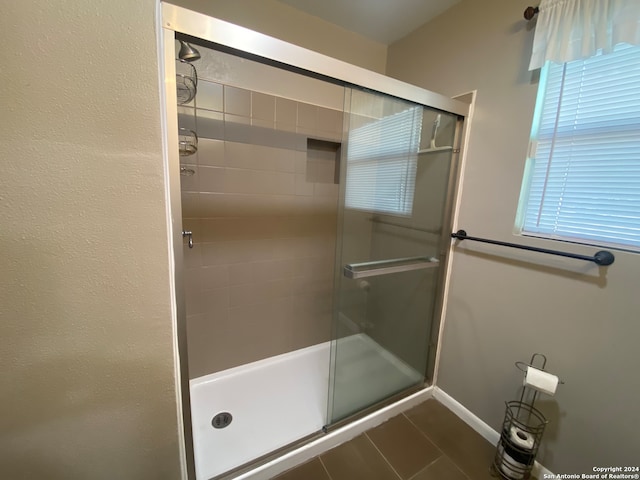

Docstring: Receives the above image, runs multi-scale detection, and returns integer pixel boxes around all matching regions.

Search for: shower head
[178,41,201,62]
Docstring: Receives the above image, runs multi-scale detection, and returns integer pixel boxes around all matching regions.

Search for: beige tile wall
[179,80,343,378]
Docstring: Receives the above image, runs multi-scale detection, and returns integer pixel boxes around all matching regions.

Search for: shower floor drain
[212,412,233,429]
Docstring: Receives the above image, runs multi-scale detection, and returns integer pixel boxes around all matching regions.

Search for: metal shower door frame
[159,3,469,478]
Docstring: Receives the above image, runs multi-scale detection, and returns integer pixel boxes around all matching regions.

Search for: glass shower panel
[179,44,351,479]
[328,88,457,423]
[179,45,347,379]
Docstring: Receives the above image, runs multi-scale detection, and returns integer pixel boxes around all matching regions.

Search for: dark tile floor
[273,399,502,480]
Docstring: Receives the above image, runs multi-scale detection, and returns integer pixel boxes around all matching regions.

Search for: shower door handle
[343,256,439,279]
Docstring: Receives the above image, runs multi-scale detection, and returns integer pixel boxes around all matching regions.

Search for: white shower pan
[189,333,422,479]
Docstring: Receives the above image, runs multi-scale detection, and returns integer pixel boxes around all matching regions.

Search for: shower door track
[161,4,468,117]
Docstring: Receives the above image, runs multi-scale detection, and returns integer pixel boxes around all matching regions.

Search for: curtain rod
[524,5,539,20]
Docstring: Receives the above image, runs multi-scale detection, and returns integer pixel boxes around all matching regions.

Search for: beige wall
[171,0,388,73]
[179,47,343,377]
[387,0,640,472]
[0,1,184,479]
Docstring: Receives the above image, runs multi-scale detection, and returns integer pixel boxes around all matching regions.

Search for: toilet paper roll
[500,452,525,480]
[498,443,526,480]
[524,366,559,395]
[509,426,535,451]
[501,432,536,463]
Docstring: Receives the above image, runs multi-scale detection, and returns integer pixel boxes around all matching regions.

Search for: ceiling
[277,0,461,45]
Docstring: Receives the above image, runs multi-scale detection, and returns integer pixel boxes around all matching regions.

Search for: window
[345,105,423,216]
[516,43,640,250]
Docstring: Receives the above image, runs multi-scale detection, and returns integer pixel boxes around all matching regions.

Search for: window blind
[345,106,423,216]
[519,42,640,249]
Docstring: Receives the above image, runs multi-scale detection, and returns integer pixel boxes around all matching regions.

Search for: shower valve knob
[182,230,193,248]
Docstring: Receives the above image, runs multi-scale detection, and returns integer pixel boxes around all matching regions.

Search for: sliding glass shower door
[328,88,458,423]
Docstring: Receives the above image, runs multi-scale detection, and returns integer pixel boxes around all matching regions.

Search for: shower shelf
[176,58,198,105]
[418,113,455,154]
[179,128,198,156]
[417,146,453,154]
[343,256,439,279]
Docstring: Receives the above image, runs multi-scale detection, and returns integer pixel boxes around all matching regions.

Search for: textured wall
[171,0,388,73]
[387,0,640,472]
[0,1,183,478]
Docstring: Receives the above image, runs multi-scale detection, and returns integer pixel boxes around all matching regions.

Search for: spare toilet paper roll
[524,366,559,395]
[500,452,526,480]
[510,426,535,451]
[498,443,527,480]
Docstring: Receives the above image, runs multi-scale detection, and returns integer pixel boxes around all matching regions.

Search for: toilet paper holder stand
[515,353,565,409]
[491,353,564,480]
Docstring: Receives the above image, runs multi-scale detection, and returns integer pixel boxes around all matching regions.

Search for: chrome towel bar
[343,256,440,279]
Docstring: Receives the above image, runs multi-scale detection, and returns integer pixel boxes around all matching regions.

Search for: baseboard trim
[236,386,435,480]
[432,387,554,478]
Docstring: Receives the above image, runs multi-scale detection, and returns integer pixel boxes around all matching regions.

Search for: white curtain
[529,0,640,70]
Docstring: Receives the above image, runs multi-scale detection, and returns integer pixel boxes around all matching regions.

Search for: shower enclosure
[161,5,468,479]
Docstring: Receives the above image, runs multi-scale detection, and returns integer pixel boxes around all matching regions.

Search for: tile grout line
[398,410,448,480]
[317,456,334,480]
[448,456,472,480]
[408,454,472,480]
[401,411,472,480]
[401,411,447,457]
[406,457,441,480]
[363,432,404,480]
